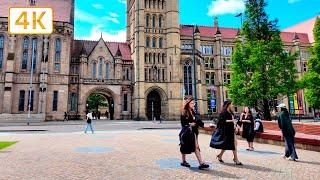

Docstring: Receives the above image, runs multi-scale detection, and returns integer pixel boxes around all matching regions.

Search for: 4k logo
[9,7,53,35]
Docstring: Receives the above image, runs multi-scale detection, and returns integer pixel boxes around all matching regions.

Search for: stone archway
[145,86,168,120]
[81,87,119,120]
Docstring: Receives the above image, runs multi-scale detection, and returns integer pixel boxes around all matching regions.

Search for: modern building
[0,0,314,122]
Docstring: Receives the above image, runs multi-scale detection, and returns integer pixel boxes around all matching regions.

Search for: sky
[75,0,320,42]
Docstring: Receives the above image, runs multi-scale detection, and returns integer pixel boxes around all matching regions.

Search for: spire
[215,26,221,35]
[214,17,218,27]
[100,32,103,39]
[116,45,122,57]
[194,25,200,34]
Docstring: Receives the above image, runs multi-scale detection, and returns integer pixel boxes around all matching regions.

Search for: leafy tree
[301,16,320,112]
[229,0,297,120]
[86,94,109,111]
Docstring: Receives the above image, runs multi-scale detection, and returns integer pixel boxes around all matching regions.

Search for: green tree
[86,94,109,111]
[229,0,297,120]
[301,16,320,112]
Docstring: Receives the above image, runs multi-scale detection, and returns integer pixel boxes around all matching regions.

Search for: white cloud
[79,25,127,42]
[118,0,126,4]
[207,0,245,16]
[288,0,301,3]
[75,8,99,24]
[102,16,120,24]
[92,3,104,9]
[109,12,119,18]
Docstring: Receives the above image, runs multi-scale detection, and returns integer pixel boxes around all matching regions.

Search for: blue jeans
[284,135,298,159]
[85,123,94,133]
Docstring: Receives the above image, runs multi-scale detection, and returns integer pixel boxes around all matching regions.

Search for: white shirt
[86,112,93,119]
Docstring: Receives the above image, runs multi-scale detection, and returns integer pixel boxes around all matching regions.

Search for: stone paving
[0,123,320,179]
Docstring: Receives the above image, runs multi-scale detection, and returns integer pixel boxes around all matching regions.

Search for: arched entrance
[146,90,161,120]
[85,93,114,120]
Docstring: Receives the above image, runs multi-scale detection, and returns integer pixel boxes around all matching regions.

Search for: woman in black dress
[179,96,210,170]
[240,107,255,151]
[210,100,242,165]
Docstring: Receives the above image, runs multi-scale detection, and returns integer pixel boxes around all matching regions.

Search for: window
[159,16,162,28]
[124,68,130,80]
[152,15,156,27]
[153,0,156,8]
[201,45,213,55]
[22,36,29,70]
[224,73,231,84]
[162,0,164,9]
[145,0,148,8]
[145,53,148,63]
[146,14,150,27]
[31,37,37,71]
[92,61,97,79]
[206,72,215,85]
[105,63,109,80]
[28,90,34,111]
[158,54,161,63]
[221,46,232,56]
[19,90,25,111]
[70,93,77,111]
[159,38,163,48]
[145,68,148,81]
[146,37,150,47]
[153,53,156,64]
[162,53,165,63]
[303,62,307,72]
[148,68,151,81]
[123,94,128,111]
[181,44,193,50]
[184,61,192,95]
[152,37,156,48]
[0,35,4,69]
[162,69,165,81]
[54,38,61,72]
[99,58,103,80]
[223,57,232,69]
[149,52,152,63]
[52,91,58,111]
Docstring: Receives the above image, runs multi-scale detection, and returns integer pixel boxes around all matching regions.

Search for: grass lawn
[0,141,17,150]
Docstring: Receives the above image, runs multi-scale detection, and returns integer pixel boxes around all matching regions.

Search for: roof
[180,25,310,44]
[72,40,132,61]
[0,0,74,23]
[283,16,318,43]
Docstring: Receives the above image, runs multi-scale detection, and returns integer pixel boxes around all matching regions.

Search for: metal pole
[27,39,36,125]
[152,101,154,122]
[220,40,224,102]
[192,26,199,115]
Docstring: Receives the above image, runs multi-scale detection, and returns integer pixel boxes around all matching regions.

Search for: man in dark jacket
[277,103,298,161]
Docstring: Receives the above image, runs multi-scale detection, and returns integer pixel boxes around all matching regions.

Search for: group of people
[179,96,298,170]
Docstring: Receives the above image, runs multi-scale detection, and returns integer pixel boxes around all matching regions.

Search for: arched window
[152,15,156,28]
[162,0,165,9]
[70,93,77,112]
[183,61,192,95]
[145,53,148,63]
[31,37,37,71]
[158,54,161,64]
[92,61,97,79]
[105,63,109,80]
[159,16,162,28]
[21,36,29,70]
[153,53,156,64]
[99,58,103,80]
[158,0,161,9]
[146,14,150,27]
[146,37,150,47]
[159,37,163,48]
[162,53,165,63]
[149,52,152,63]
[0,35,4,69]
[152,37,156,48]
[153,0,156,8]
[54,38,61,72]
[149,0,151,8]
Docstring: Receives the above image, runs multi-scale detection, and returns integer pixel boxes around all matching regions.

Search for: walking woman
[240,107,255,151]
[84,111,94,134]
[179,96,210,170]
[277,103,298,161]
[210,100,242,165]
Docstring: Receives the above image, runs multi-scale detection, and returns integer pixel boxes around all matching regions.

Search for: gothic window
[162,53,165,63]
[105,63,109,80]
[21,36,29,70]
[19,90,25,111]
[223,73,231,84]
[52,91,58,111]
[205,72,215,85]
[70,93,77,111]
[99,58,103,80]
[145,68,148,81]
[158,0,161,9]
[153,0,156,8]
[152,15,156,28]
[123,94,128,111]
[92,61,97,79]
[153,53,156,64]
[145,53,148,63]
[146,14,150,27]
[159,16,162,28]
[146,37,150,47]
[162,69,165,81]
[184,61,192,95]
[162,0,165,9]
[158,54,161,64]
[31,37,37,71]
[54,38,61,72]
[152,37,156,48]
[149,0,151,8]
[149,52,152,63]
[0,35,4,69]
[159,37,163,48]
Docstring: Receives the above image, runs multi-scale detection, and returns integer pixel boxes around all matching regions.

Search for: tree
[229,0,297,120]
[86,94,109,111]
[301,16,320,112]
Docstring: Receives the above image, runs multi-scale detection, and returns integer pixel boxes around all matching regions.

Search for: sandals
[233,159,243,166]
[180,161,191,167]
[216,155,224,163]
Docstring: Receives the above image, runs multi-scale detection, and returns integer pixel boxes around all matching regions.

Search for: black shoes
[180,161,191,167]
[233,159,243,166]
[198,163,210,170]
[216,155,224,163]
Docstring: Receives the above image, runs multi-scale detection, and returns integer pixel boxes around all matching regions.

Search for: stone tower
[126,0,182,120]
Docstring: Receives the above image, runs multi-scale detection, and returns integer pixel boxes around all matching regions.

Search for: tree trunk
[263,98,271,121]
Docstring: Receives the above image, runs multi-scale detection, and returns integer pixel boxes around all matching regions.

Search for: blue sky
[75,0,320,41]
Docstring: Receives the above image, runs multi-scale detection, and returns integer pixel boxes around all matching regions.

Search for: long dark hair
[181,95,195,116]
[221,99,233,115]
[242,107,252,115]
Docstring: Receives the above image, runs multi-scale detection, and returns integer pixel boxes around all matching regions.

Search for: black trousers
[284,135,298,159]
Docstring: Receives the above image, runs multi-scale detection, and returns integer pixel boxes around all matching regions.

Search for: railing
[82,78,132,85]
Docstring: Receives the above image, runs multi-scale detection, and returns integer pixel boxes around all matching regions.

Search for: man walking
[84,111,94,134]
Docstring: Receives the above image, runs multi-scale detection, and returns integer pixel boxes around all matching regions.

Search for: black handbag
[210,128,227,149]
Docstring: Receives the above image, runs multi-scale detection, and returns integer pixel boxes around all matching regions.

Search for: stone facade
[0,0,314,122]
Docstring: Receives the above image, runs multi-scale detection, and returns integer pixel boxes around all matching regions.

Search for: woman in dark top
[179,96,210,170]
[240,107,255,151]
[210,100,242,165]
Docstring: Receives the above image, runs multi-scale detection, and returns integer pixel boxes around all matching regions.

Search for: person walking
[179,95,210,170]
[63,112,68,121]
[277,103,298,161]
[210,99,243,165]
[240,107,255,151]
[84,111,94,134]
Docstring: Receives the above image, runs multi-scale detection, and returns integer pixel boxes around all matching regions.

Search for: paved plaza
[0,121,320,180]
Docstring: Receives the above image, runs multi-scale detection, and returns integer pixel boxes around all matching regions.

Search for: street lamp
[27,39,37,126]
[191,25,199,116]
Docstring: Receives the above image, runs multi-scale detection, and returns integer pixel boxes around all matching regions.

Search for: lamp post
[191,25,199,116]
[27,39,37,126]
